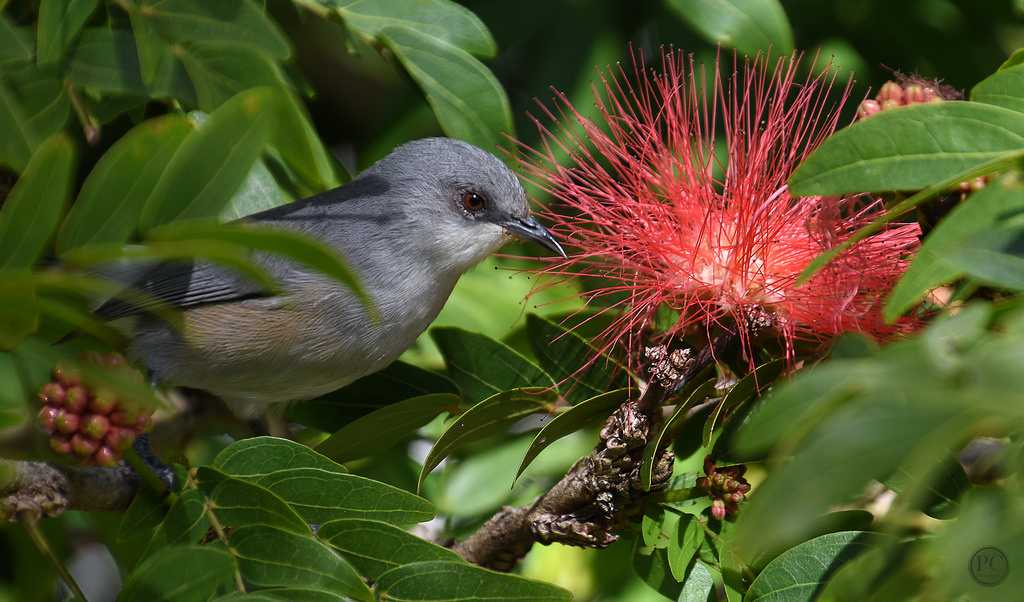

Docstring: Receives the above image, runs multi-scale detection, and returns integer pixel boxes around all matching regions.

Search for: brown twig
[453,335,732,570]
[0,460,139,520]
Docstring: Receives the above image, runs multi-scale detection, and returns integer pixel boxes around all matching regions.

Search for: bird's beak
[503,215,567,258]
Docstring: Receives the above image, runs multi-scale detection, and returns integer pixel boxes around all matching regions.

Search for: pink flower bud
[54,364,81,387]
[81,414,110,440]
[50,435,72,455]
[93,446,119,467]
[904,84,925,104]
[105,427,136,452]
[880,99,901,111]
[64,386,89,414]
[71,434,99,457]
[54,410,80,435]
[857,99,881,120]
[711,499,727,520]
[110,409,140,427]
[88,390,118,415]
[877,82,904,104]
[696,476,710,490]
[38,405,60,432]
[38,382,66,406]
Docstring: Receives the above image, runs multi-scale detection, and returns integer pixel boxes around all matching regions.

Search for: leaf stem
[205,503,246,593]
[22,515,89,601]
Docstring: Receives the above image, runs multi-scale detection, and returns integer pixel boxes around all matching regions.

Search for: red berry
[81,414,110,439]
[38,382,66,406]
[38,405,60,431]
[64,386,89,413]
[50,435,72,455]
[54,410,80,435]
[93,446,119,467]
[71,434,99,457]
[105,427,136,452]
[88,390,118,415]
[111,409,141,427]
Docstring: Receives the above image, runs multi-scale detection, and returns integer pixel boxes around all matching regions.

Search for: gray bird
[99,138,564,418]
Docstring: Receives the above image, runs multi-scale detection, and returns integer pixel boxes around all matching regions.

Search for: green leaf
[135,0,291,60]
[972,63,1024,113]
[139,87,275,228]
[67,28,195,101]
[745,531,879,602]
[665,0,793,56]
[0,352,30,428]
[0,17,33,66]
[680,560,716,602]
[703,359,786,448]
[214,590,346,602]
[514,388,629,484]
[0,275,38,350]
[147,220,371,312]
[1000,48,1024,70]
[789,102,1024,196]
[196,467,310,535]
[316,393,458,462]
[258,468,435,526]
[143,488,209,555]
[431,327,555,404]
[527,314,630,403]
[229,525,371,601]
[633,536,683,600]
[177,42,288,111]
[37,0,98,64]
[417,387,554,492]
[57,114,195,253]
[885,181,1024,320]
[221,159,294,220]
[212,436,349,478]
[379,26,513,151]
[885,456,970,520]
[0,133,75,268]
[268,90,342,193]
[374,560,572,602]
[640,379,717,491]
[668,513,704,583]
[936,226,1024,290]
[121,545,234,602]
[335,0,496,58]
[287,361,458,432]
[119,487,167,542]
[317,518,461,580]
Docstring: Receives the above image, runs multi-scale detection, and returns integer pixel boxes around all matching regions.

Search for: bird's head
[369,138,565,272]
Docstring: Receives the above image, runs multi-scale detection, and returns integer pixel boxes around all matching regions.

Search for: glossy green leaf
[58,114,195,253]
[214,590,345,602]
[36,0,97,64]
[221,159,294,220]
[196,467,310,535]
[789,102,1024,196]
[886,456,970,520]
[702,359,785,448]
[119,487,167,543]
[374,560,572,602]
[335,0,496,58]
[640,379,717,491]
[417,387,554,492]
[268,90,342,193]
[936,226,1024,290]
[0,275,38,350]
[633,536,683,600]
[0,16,33,66]
[67,28,194,101]
[287,361,458,432]
[212,436,348,478]
[745,531,879,602]
[147,220,371,311]
[514,389,629,484]
[885,182,1024,320]
[668,513,703,583]
[380,26,513,151]
[666,0,793,56]
[258,468,435,526]
[972,63,1024,113]
[0,352,30,428]
[318,518,461,580]
[135,0,291,59]
[0,133,75,268]
[0,80,34,171]
[431,327,555,404]
[177,42,288,111]
[527,314,630,403]
[121,545,234,602]
[316,393,458,462]
[142,488,209,556]
[680,560,716,602]
[229,525,371,601]
[140,87,275,228]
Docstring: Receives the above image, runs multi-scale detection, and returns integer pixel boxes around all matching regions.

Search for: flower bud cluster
[697,456,751,520]
[37,352,152,467]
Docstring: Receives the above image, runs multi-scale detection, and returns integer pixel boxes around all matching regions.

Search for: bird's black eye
[461,191,486,214]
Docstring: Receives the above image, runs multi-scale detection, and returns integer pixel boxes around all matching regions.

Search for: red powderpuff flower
[514,50,921,364]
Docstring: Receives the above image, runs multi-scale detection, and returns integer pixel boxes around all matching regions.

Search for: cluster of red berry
[37,352,153,467]
[856,80,946,119]
[697,457,751,521]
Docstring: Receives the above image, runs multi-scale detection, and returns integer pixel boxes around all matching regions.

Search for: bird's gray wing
[94,260,268,320]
